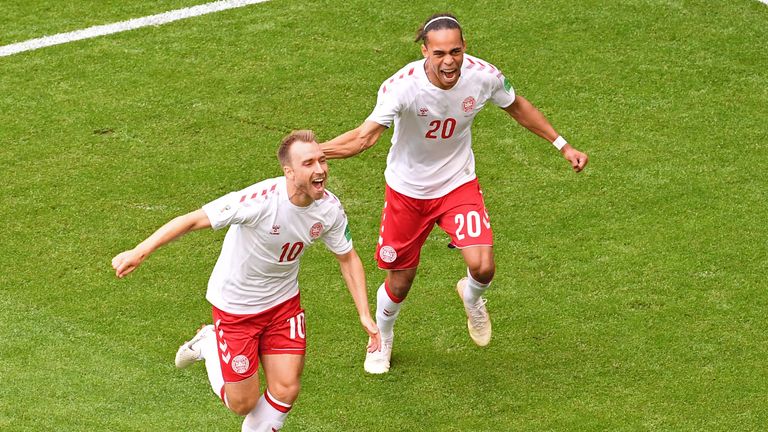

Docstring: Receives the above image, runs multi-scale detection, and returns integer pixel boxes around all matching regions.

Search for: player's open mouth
[442,69,457,80]
[311,178,325,191]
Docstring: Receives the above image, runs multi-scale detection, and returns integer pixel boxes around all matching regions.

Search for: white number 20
[454,211,490,241]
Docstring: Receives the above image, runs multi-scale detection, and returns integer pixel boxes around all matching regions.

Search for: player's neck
[287,185,314,208]
[289,193,313,208]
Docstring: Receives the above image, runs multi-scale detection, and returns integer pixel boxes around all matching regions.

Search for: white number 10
[288,312,306,340]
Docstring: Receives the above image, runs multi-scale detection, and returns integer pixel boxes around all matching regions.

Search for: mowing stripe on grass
[0,0,270,57]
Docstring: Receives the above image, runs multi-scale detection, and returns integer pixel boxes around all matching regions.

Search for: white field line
[0,0,270,57]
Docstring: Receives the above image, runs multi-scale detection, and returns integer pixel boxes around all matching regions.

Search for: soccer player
[321,13,588,374]
[112,130,380,431]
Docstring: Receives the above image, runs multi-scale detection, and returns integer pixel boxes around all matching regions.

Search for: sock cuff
[383,281,404,303]
[265,389,292,413]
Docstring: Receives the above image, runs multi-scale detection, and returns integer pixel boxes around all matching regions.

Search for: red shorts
[211,294,306,383]
[374,178,493,270]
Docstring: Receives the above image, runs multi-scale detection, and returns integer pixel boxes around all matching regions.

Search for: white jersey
[202,177,353,315]
[366,54,516,199]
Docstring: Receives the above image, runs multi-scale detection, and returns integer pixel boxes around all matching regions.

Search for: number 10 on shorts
[288,312,306,340]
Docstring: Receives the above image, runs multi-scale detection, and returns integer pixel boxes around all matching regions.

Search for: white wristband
[552,135,567,151]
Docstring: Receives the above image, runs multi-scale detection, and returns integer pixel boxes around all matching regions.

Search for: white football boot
[456,277,492,346]
[364,336,393,374]
[175,324,214,368]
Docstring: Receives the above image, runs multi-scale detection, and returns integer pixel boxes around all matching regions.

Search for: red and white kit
[366,54,515,268]
[201,176,352,380]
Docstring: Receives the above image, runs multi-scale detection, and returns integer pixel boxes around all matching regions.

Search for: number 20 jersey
[202,177,353,315]
[366,54,516,199]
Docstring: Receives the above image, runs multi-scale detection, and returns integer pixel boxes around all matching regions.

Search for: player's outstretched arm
[320,121,387,159]
[111,209,212,278]
[335,248,381,352]
[503,95,588,172]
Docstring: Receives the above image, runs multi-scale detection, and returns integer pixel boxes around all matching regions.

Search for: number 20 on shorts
[454,210,491,241]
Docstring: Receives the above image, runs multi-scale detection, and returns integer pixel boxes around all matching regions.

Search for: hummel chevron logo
[219,341,228,352]
[222,352,231,364]
[383,309,395,317]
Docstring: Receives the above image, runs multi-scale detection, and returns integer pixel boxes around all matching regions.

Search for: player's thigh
[259,295,307,358]
[212,307,264,383]
[258,295,306,404]
[260,354,305,404]
[436,180,493,248]
[376,186,437,269]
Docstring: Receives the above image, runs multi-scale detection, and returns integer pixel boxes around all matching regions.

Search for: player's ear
[282,165,293,179]
[421,43,428,58]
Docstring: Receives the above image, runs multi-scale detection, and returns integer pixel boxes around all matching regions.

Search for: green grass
[1,0,767,430]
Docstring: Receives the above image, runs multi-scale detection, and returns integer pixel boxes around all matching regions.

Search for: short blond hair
[277,130,316,165]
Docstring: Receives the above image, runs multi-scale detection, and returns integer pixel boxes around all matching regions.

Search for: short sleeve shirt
[366,54,515,199]
[202,177,353,314]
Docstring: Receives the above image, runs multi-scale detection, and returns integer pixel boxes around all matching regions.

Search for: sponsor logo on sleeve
[344,223,352,241]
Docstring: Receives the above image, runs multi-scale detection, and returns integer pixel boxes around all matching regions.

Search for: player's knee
[227,393,260,416]
[387,270,416,299]
[388,281,412,300]
[469,263,495,284]
[267,382,301,405]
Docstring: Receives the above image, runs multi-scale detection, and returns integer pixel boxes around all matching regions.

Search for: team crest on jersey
[309,222,323,239]
[379,245,397,263]
[418,107,429,117]
[232,355,250,375]
[462,96,476,113]
[270,225,280,235]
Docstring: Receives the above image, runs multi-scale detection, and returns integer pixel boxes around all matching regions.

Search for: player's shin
[463,269,491,305]
[375,282,403,340]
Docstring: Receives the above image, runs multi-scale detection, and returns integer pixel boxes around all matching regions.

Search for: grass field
[1,0,767,430]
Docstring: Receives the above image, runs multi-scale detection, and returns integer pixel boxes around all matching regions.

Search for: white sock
[241,388,291,432]
[375,282,403,340]
[200,330,227,404]
[463,269,491,305]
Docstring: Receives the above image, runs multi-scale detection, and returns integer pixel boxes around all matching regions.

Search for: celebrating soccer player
[321,13,588,374]
[112,130,380,431]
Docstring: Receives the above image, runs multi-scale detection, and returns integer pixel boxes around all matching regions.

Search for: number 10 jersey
[202,177,352,315]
